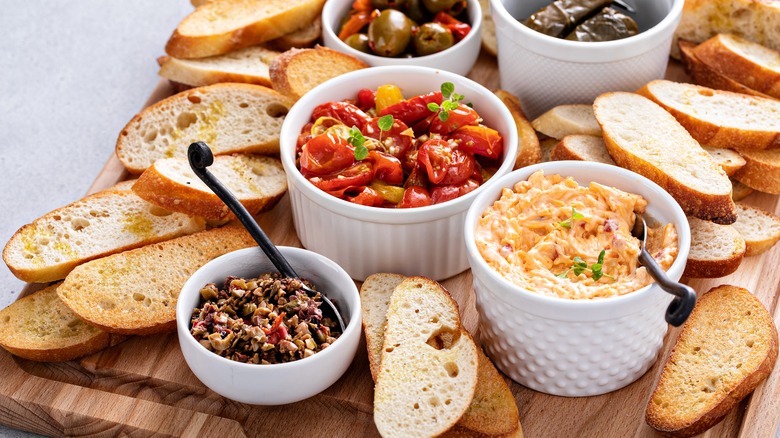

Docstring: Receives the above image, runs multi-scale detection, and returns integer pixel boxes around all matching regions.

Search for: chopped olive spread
[190,273,341,364]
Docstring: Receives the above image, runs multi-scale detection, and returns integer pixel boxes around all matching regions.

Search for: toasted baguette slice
[361,273,521,438]
[594,92,736,224]
[684,217,745,278]
[693,33,780,99]
[373,277,480,438]
[731,178,754,201]
[646,285,778,437]
[479,0,497,56]
[106,179,138,192]
[57,225,256,335]
[2,191,205,283]
[269,46,368,102]
[678,40,773,98]
[116,83,293,174]
[732,148,780,194]
[531,104,601,140]
[495,90,541,169]
[732,203,780,256]
[672,0,780,59]
[637,80,780,150]
[550,135,615,165]
[0,283,124,362]
[158,46,280,88]
[539,138,557,163]
[132,154,287,221]
[165,0,326,59]
[264,16,322,52]
[703,147,746,176]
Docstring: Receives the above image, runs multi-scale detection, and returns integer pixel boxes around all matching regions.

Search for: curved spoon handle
[638,249,697,327]
[187,142,299,279]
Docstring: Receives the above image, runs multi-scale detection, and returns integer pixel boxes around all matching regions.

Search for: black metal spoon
[187,142,346,332]
[632,214,696,327]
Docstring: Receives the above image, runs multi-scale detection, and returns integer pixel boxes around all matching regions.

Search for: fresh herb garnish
[556,250,614,281]
[377,114,394,142]
[558,207,584,228]
[348,127,368,160]
[427,82,465,122]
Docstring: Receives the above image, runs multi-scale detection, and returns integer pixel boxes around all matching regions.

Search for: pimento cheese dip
[475,171,678,299]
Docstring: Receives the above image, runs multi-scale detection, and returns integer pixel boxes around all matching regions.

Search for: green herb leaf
[556,271,569,279]
[438,111,449,122]
[441,82,454,99]
[558,207,584,228]
[558,249,614,282]
[349,127,368,160]
[428,102,440,112]
[597,249,605,265]
[377,114,394,131]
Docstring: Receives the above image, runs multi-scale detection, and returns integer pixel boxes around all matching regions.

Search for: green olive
[371,0,409,9]
[368,9,414,57]
[422,0,466,15]
[344,33,371,53]
[413,22,455,56]
[404,0,428,23]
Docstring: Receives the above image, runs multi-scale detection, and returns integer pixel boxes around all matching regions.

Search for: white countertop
[0,1,191,436]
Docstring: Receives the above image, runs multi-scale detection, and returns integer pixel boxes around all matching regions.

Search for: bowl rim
[279,65,519,224]
[488,0,685,62]
[176,246,362,372]
[321,0,483,64]
[464,161,691,310]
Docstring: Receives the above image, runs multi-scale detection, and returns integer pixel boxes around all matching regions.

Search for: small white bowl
[465,161,690,397]
[279,66,518,281]
[322,0,483,76]
[489,0,684,118]
[176,246,361,405]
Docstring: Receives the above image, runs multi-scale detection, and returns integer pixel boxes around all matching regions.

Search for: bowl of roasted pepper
[279,66,518,281]
[322,0,482,75]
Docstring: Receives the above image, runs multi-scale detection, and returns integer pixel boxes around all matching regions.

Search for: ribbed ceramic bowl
[322,0,482,76]
[465,161,690,397]
[279,66,518,281]
[176,246,361,405]
[489,0,684,118]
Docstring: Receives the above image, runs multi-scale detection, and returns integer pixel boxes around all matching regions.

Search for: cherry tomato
[431,178,479,204]
[417,139,474,185]
[299,133,355,177]
[297,121,315,152]
[429,103,480,135]
[309,162,373,193]
[362,117,413,159]
[366,150,404,185]
[347,186,386,206]
[448,124,504,160]
[380,91,443,125]
[312,101,370,130]
[398,186,433,208]
[404,165,429,189]
[356,88,376,111]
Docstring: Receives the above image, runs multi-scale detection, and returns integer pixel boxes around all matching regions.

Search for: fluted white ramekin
[279,66,518,281]
[465,161,690,396]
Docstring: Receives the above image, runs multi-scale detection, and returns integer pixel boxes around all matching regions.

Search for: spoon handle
[187,142,299,279]
[638,248,697,327]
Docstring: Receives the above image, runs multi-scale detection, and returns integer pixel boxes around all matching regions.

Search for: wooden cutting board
[1,53,779,438]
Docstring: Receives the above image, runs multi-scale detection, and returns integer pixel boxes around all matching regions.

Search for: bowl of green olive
[322,0,482,76]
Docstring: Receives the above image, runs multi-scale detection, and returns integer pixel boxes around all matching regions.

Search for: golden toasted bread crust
[678,40,773,98]
[733,148,780,194]
[165,0,326,59]
[646,285,778,437]
[269,46,368,101]
[494,90,541,170]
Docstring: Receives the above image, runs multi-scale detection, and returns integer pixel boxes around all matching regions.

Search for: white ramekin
[489,0,684,118]
[279,66,518,281]
[322,0,483,76]
[465,161,690,396]
[176,246,361,405]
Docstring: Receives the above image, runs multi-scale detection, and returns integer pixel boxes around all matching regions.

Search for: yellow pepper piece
[375,84,404,112]
[370,181,405,204]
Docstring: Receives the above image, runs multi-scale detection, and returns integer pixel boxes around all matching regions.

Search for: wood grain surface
[1,53,778,438]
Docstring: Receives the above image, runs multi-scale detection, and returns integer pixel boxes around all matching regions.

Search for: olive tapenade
[190,273,341,364]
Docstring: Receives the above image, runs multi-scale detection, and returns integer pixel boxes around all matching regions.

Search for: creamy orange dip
[475,171,678,299]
